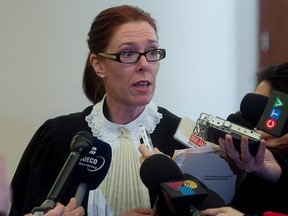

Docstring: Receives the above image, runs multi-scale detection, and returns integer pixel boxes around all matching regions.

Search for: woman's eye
[148,50,157,55]
[122,52,136,58]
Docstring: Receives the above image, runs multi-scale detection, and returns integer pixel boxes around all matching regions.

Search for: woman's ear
[90,54,105,78]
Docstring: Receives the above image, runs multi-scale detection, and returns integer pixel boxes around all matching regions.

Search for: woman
[9,5,185,216]
[255,62,288,97]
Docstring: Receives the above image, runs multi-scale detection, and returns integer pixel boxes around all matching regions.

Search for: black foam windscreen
[72,138,112,190]
[70,131,95,156]
[140,155,225,216]
[140,154,183,191]
[239,93,268,127]
[140,154,183,215]
[226,113,254,129]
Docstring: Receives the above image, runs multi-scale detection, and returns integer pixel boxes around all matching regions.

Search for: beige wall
[0,0,258,181]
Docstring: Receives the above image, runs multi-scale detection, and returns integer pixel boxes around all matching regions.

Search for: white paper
[176,150,237,204]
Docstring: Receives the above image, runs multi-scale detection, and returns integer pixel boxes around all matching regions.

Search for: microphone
[140,154,211,216]
[239,93,268,127]
[226,113,254,130]
[239,91,288,137]
[72,137,112,207]
[160,176,207,216]
[32,131,94,215]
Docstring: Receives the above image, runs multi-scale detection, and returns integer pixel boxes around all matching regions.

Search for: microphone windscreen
[140,154,184,215]
[140,154,183,191]
[240,93,269,127]
[72,138,112,190]
[226,113,254,129]
[70,131,94,157]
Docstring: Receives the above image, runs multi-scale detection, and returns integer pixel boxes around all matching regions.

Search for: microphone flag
[257,90,288,137]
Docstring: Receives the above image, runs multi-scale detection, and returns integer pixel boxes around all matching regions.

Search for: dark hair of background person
[82,5,158,104]
[256,61,288,94]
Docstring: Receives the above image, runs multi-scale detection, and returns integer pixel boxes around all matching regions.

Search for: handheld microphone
[72,138,112,207]
[140,154,207,216]
[226,113,254,130]
[239,93,268,127]
[32,131,94,215]
[160,177,207,216]
[239,91,288,137]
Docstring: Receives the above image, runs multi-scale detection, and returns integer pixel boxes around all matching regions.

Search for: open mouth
[133,81,151,87]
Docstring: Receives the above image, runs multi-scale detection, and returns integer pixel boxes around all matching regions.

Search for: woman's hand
[138,144,165,164]
[219,134,282,182]
[201,206,244,216]
[25,198,85,216]
[62,198,84,216]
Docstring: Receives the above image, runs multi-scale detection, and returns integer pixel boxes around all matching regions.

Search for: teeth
[136,82,149,87]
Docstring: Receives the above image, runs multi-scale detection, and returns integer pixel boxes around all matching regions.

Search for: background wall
[0,0,258,181]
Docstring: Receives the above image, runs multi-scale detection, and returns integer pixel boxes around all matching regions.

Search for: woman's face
[93,21,160,109]
[254,80,272,97]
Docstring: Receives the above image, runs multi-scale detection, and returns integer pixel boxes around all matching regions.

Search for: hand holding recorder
[193,113,261,156]
[219,134,281,182]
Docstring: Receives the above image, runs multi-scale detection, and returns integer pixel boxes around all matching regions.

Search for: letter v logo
[273,97,284,108]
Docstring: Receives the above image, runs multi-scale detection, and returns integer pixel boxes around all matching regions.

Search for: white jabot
[85,96,162,216]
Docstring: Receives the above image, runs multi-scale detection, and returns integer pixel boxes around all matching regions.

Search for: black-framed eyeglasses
[97,48,166,64]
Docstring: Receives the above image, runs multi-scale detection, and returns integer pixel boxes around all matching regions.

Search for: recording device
[239,91,288,137]
[32,131,94,215]
[193,113,261,156]
[72,137,112,207]
[140,154,207,216]
[139,125,153,151]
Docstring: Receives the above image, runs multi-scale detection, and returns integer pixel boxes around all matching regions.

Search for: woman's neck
[103,97,145,125]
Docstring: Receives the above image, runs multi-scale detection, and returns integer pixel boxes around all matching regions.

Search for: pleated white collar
[85,96,163,142]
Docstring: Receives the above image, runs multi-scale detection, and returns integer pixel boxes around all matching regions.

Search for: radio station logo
[264,97,284,130]
[79,146,106,172]
[189,134,206,147]
[165,180,198,195]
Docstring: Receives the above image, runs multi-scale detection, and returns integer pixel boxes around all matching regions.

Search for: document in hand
[174,117,237,204]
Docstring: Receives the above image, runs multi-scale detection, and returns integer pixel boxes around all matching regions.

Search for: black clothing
[231,152,288,215]
[9,106,186,216]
